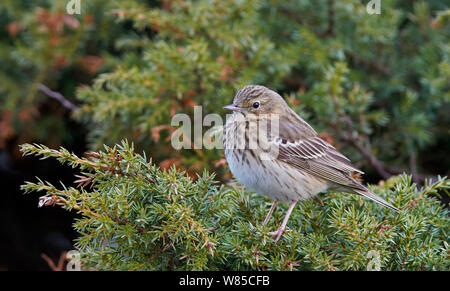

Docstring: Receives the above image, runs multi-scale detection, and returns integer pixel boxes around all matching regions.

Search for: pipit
[223,85,399,242]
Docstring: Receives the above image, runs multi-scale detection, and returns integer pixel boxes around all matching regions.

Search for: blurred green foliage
[0,0,124,148]
[2,0,449,180]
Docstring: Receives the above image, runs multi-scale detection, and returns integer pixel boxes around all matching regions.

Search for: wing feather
[271,121,364,189]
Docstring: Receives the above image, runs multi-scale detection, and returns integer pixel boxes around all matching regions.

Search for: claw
[269,227,285,243]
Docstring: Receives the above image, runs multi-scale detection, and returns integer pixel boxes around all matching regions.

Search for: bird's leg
[269,200,297,243]
[313,196,324,206]
[262,200,279,226]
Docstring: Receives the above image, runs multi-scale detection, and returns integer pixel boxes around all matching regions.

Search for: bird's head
[224,85,288,116]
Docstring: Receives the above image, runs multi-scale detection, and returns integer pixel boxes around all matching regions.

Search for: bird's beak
[223,104,240,112]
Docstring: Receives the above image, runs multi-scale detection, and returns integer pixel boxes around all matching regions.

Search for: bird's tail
[354,188,400,212]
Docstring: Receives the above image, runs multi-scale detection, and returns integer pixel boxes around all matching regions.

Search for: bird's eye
[252,101,260,109]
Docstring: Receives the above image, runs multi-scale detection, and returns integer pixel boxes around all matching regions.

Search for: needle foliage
[20,141,449,270]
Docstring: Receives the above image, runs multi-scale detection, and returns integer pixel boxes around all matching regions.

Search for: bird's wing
[266,118,399,212]
[271,122,365,190]
[272,134,400,211]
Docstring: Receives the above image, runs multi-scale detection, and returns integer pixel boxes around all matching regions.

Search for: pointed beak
[223,104,240,112]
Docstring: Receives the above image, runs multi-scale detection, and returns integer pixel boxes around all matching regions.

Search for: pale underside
[225,147,330,202]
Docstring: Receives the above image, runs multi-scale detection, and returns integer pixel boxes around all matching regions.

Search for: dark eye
[252,101,260,109]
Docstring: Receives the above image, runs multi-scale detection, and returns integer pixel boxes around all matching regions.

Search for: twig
[324,0,335,37]
[329,95,429,183]
[279,8,304,25]
[340,132,391,180]
[38,84,79,111]
[344,51,390,76]
[115,218,150,232]
[409,151,419,183]
[41,251,67,271]
[384,165,430,184]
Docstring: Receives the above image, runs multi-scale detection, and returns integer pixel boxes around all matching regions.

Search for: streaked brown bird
[223,85,399,242]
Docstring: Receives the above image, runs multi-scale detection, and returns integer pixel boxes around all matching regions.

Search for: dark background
[0,114,85,270]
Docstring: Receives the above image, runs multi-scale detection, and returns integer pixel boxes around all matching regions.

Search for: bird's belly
[225,149,328,203]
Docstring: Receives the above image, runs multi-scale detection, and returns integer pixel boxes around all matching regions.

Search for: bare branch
[328,94,430,183]
[41,252,67,271]
[38,84,79,111]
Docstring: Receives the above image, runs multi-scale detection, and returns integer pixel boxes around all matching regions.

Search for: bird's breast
[223,118,328,202]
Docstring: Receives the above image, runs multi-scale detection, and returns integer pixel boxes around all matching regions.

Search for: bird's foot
[268,226,286,243]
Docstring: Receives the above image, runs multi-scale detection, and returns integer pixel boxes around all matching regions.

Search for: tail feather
[354,188,400,212]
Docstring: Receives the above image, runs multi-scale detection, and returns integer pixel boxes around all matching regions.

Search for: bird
[223,85,399,242]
